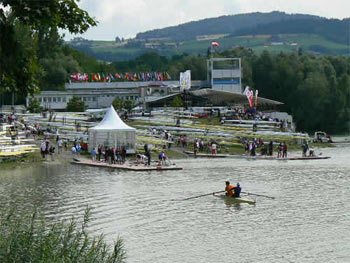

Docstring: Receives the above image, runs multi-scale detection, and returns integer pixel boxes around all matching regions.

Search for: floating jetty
[184,151,330,160]
[184,151,234,158]
[183,151,276,159]
[276,156,331,160]
[72,158,183,171]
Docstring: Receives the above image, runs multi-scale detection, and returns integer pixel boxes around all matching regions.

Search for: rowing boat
[213,194,256,205]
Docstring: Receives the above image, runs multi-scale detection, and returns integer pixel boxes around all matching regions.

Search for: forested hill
[135,11,345,43]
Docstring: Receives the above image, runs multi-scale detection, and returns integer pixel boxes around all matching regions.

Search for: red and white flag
[243,86,254,108]
[211,41,219,47]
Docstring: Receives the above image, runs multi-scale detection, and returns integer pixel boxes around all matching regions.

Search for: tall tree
[0,0,97,95]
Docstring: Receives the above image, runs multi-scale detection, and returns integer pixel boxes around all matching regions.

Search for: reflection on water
[1,145,350,263]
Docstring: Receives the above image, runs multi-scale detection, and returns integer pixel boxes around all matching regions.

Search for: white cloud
[65,0,349,40]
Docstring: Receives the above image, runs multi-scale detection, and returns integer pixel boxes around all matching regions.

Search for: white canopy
[89,106,135,131]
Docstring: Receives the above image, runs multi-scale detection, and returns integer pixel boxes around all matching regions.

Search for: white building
[27,80,205,110]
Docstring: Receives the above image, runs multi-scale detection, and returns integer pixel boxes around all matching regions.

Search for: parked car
[313,131,328,143]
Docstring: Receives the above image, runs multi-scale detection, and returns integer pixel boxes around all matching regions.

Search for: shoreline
[0,141,335,171]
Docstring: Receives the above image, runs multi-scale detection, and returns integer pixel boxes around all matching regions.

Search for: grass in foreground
[0,152,43,170]
[0,206,126,263]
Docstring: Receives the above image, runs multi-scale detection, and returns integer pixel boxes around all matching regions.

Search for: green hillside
[69,34,349,62]
[68,11,350,61]
[135,11,322,41]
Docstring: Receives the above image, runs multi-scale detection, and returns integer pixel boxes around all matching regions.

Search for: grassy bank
[0,152,43,170]
[0,206,126,263]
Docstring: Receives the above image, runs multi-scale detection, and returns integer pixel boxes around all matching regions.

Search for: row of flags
[69,72,172,82]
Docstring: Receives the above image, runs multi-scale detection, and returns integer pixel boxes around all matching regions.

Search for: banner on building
[243,86,254,108]
[180,70,191,92]
[211,41,219,47]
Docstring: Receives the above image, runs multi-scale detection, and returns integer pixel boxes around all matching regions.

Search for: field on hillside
[70,34,350,61]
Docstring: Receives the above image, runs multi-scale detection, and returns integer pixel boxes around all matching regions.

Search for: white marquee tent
[88,106,136,153]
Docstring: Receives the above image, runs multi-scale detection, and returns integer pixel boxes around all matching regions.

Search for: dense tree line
[109,49,350,134]
[222,48,350,134]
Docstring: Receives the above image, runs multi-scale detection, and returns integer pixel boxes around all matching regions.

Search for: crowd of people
[40,136,69,161]
[219,107,292,132]
[301,141,315,157]
[243,138,288,158]
[0,113,16,125]
[91,145,127,164]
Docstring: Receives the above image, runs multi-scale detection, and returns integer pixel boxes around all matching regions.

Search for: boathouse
[88,105,136,153]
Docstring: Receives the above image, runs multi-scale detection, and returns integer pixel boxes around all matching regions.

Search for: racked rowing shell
[213,194,256,205]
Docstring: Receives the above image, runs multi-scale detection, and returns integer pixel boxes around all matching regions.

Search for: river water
[1,144,350,263]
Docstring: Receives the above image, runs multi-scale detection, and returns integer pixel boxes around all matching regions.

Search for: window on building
[58,97,61,102]
[93,97,97,102]
[48,97,51,102]
[53,97,56,102]
[63,97,66,102]
[43,98,47,102]
[39,98,42,102]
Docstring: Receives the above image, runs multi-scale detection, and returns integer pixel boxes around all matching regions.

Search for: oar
[180,190,226,201]
[241,191,275,199]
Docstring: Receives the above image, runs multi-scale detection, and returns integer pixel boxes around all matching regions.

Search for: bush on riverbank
[0,206,126,263]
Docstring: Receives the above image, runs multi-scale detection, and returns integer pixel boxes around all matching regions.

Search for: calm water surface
[1,144,350,263]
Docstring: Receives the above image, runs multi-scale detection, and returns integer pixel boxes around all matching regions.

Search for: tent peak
[89,105,135,131]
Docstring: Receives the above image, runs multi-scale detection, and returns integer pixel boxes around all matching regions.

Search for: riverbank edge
[0,141,334,171]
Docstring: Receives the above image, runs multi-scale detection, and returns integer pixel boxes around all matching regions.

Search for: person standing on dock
[250,142,256,156]
[57,137,62,154]
[40,141,46,159]
[277,142,282,158]
[194,139,199,157]
[49,146,55,161]
[302,141,309,157]
[116,149,121,164]
[146,149,152,166]
[211,142,217,156]
[92,148,97,162]
[282,142,288,158]
[71,145,77,155]
[121,147,127,164]
[268,141,273,156]
[158,151,164,166]
[45,141,49,161]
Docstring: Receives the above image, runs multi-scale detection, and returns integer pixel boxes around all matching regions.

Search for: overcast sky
[64,0,350,40]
